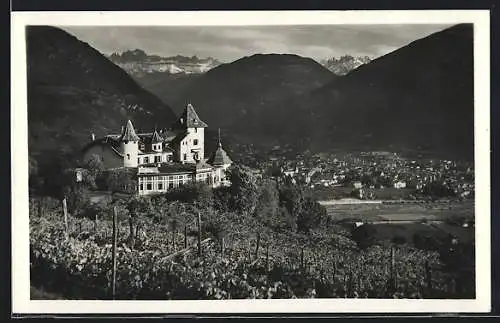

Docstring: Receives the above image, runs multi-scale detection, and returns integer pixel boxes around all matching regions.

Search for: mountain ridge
[300,23,474,160]
[165,53,337,132]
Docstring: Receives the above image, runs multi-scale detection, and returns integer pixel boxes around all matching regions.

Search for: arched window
[127,154,130,160]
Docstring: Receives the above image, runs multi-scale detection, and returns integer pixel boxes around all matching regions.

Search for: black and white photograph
[11,10,491,314]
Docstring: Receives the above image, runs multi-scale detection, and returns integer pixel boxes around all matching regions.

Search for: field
[313,186,415,201]
[322,200,474,223]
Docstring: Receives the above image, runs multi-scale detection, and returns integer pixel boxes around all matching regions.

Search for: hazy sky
[61,24,453,62]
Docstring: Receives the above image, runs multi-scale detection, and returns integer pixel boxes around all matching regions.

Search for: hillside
[129,72,201,115]
[26,26,178,166]
[166,53,336,136]
[293,24,474,160]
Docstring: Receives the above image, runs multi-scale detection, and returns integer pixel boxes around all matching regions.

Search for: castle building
[82,104,233,195]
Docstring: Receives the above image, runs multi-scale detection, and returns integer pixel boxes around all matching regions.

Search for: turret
[151,129,163,152]
[173,103,207,163]
[208,128,232,187]
[120,119,140,167]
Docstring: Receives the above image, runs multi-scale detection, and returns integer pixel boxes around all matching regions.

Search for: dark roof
[81,136,123,157]
[120,120,140,142]
[151,130,163,143]
[170,131,188,147]
[163,130,178,142]
[208,143,232,166]
[138,130,165,145]
[172,104,208,129]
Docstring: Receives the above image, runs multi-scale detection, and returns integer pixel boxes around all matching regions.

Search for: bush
[104,168,137,193]
[163,182,214,207]
[392,234,407,245]
[351,225,379,249]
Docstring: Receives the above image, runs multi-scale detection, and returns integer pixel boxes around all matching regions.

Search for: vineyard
[29,193,475,300]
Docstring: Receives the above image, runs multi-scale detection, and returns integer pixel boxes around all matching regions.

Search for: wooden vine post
[94,212,98,234]
[111,206,118,300]
[265,245,269,272]
[300,248,304,270]
[425,260,432,294]
[38,199,43,218]
[62,197,68,240]
[197,212,202,257]
[172,229,176,250]
[254,232,261,260]
[184,225,188,249]
[389,246,396,292]
[220,236,225,256]
[128,214,135,249]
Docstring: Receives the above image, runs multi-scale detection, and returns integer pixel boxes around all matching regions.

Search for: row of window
[182,139,199,146]
[152,144,162,151]
[139,179,189,191]
[138,173,222,192]
[138,155,172,164]
[139,174,190,182]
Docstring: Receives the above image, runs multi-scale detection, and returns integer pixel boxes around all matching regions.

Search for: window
[193,139,198,145]
[139,184,143,191]
[127,154,130,160]
[137,158,140,164]
[169,183,174,189]
[183,154,187,161]
[194,128,198,133]
[158,183,163,190]
[155,156,161,163]
[144,157,149,163]
[146,183,152,190]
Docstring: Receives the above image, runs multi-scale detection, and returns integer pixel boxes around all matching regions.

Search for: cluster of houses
[232,146,474,200]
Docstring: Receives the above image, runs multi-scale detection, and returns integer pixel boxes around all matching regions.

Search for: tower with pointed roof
[150,128,163,153]
[208,128,233,187]
[120,119,140,167]
[173,103,208,164]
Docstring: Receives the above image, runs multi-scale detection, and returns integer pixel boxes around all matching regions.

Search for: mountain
[108,50,222,76]
[107,50,222,114]
[319,55,372,75]
[124,72,202,115]
[296,24,474,160]
[166,53,337,136]
[26,26,178,167]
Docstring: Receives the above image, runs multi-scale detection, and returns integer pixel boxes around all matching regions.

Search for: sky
[61,24,453,63]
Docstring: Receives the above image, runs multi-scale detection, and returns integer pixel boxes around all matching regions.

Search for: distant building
[352,181,363,189]
[82,104,233,195]
[394,181,407,189]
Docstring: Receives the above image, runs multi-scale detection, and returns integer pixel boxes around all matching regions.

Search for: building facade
[82,104,233,195]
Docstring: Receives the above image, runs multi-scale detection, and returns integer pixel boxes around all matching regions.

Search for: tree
[213,186,231,212]
[421,181,456,198]
[278,183,304,220]
[164,181,214,208]
[351,225,379,249]
[105,168,137,193]
[254,179,280,222]
[84,154,104,178]
[227,165,259,215]
[296,196,327,233]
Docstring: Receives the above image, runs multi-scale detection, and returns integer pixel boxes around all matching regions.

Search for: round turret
[120,120,140,167]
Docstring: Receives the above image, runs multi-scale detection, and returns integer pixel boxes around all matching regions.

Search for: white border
[11,10,491,314]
